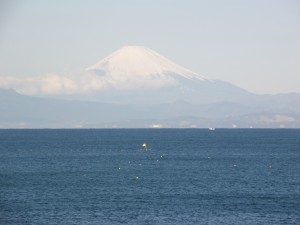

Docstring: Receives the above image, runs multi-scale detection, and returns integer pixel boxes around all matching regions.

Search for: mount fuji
[84,46,251,104]
[87,45,207,82]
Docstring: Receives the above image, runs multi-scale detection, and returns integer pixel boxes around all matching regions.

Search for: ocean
[0,129,299,224]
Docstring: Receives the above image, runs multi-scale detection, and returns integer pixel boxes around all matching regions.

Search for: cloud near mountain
[0,71,179,95]
[0,73,80,95]
[0,47,173,95]
[0,46,208,95]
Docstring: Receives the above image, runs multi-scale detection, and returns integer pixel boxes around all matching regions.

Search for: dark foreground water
[0,129,299,225]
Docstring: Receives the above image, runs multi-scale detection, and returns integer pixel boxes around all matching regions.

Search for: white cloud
[0,72,177,95]
[40,74,78,94]
[0,74,80,95]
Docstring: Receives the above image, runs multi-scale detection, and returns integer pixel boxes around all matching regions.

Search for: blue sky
[0,0,299,94]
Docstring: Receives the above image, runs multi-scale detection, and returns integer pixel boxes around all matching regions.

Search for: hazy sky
[0,0,299,94]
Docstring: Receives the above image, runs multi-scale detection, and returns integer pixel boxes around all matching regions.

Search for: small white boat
[141,143,150,151]
[208,127,215,131]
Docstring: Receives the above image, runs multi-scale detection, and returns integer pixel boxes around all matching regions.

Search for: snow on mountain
[86,46,209,90]
[82,45,252,103]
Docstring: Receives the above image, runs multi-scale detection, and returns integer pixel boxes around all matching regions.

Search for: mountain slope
[84,45,251,104]
[87,45,207,81]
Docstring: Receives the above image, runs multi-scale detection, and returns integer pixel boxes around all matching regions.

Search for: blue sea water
[0,129,299,225]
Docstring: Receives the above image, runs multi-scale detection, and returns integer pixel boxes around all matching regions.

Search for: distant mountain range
[1,46,300,128]
[1,88,300,128]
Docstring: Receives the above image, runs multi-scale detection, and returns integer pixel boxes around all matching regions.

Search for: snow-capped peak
[86,45,207,81]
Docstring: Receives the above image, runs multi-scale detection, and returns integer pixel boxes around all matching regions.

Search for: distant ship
[141,143,150,151]
[208,128,215,131]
